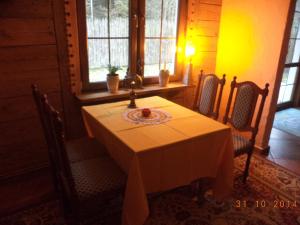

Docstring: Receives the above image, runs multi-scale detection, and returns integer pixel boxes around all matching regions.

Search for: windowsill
[76,82,192,105]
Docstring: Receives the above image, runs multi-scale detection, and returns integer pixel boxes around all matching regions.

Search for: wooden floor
[267,127,300,175]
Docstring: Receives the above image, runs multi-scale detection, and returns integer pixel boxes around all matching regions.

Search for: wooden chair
[43,94,126,225]
[223,77,269,183]
[193,70,226,120]
[31,84,107,164]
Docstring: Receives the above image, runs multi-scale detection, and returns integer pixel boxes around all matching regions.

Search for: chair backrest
[193,70,226,119]
[31,84,53,145]
[32,85,62,192]
[223,77,269,144]
[43,98,77,206]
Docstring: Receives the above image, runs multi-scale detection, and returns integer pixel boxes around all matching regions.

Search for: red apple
[142,108,151,117]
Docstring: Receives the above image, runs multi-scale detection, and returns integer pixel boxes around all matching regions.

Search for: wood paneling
[192,4,221,21]
[0,0,52,18]
[197,0,222,6]
[0,18,55,47]
[0,118,45,147]
[0,45,58,72]
[192,20,220,37]
[0,93,62,123]
[0,141,48,178]
[187,0,222,87]
[0,45,57,61]
[0,69,61,98]
[0,0,63,178]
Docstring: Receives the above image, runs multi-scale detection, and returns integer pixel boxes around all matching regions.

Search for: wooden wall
[186,0,222,81]
[0,0,68,178]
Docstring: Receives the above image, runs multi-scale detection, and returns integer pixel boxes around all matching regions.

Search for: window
[278,0,300,104]
[78,0,186,90]
[86,0,129,82]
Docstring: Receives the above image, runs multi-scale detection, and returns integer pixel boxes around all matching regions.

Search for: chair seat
[66,137,107,163]
[233,134,252,156]
[70,157,126,217]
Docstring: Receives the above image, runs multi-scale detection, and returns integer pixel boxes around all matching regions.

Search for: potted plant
[106,64,121,93]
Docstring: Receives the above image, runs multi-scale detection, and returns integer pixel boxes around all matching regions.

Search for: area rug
[273,108,300,137]
[0,154,299,225]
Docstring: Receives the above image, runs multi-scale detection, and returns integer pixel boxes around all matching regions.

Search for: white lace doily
[123,108,172,125]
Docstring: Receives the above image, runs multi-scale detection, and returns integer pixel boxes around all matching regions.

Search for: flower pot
[159,70,170,87]
[107,74,119,93]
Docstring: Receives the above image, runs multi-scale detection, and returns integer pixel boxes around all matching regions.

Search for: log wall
[0,0,66,178]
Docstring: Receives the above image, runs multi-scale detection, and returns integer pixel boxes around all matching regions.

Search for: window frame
[77,0,187,92]
[277,3,300,108]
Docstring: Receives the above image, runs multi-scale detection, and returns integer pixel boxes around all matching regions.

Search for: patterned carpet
[1,154,300,225]
[273,108,300,137]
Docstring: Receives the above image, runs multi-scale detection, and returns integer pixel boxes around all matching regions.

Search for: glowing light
[185,45,195,57]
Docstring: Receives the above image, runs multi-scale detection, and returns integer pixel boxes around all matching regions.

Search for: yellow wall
[215,0,291,148]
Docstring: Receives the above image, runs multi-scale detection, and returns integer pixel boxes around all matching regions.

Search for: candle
[163,61,166,71]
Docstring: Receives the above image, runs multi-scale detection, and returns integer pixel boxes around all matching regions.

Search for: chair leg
[243,151,253,183]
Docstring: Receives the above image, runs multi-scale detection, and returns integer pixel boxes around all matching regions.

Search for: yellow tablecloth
[82,96,234,225]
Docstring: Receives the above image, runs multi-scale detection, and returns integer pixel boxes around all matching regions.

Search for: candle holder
[128,81,137,108]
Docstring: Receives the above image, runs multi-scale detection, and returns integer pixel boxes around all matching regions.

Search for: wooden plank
[191,20,220,37]
[0,118,45,147]
[0,0,52,18]
[192,36,218,52]
[196,0,222,5]
[0,92,62,123]
[0,45,57,61]
[193,51,217,74]
[191,4,221,21]
[0,141,48,178]
[0,58,58,73]
[0,45,58,73]
[0,18,56,47]
[0,69,61,98]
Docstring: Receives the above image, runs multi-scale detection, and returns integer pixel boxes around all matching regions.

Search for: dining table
[81,96,234,225]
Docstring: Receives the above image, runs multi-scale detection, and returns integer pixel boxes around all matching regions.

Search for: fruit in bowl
[142,108,151,117]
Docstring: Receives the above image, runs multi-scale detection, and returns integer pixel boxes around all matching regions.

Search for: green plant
[107,64,121,76]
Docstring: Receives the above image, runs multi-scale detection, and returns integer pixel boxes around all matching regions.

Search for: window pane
[86,0,129,83]
[110,39,129,79]
[290,12,300,38]
[283,85,294,102]
[88,39,109,82]
[281,68,288,85]
[278,67,298,104]
[287,67,298,84]
[160,39,176,74]
[277,85,286,104]
[162,0,178,37]
[86,0,108,37]
[146,0,162,37]
[144,39,160,77]
[285,38,300,63]
[110,0,129,37]
[145,0,178,77]
[296,0,300,12]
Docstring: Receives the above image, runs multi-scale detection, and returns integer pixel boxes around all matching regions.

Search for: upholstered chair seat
[70,157,126,218]
[66,137,107,163]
